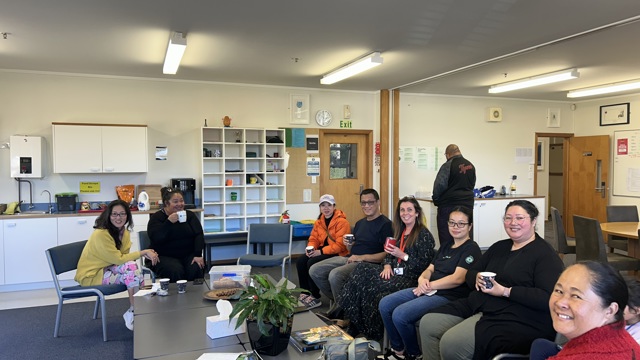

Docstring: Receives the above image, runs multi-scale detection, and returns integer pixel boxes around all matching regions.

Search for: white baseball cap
[319,194,335,205]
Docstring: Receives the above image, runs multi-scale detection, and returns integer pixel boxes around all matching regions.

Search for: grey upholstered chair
[46,240,127,341]
[606,205,639,253]
[573,215,640,272]
[549,207,576,254]
[237,223,292,279]
[138,230,156,282]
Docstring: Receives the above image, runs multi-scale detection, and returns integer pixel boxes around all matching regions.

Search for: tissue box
[206,300,247,339]
[209,265,251,289]
[206,315,246,339]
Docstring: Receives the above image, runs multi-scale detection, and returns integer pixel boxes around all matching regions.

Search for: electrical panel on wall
[10,135,44,178]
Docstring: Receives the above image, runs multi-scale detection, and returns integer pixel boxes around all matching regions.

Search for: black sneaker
[375,348,405,360]
[301,295,322,310]
[404,354,422,360]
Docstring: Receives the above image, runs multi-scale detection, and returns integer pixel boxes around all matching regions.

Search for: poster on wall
[307,157,320,176]
[306,135,319,153]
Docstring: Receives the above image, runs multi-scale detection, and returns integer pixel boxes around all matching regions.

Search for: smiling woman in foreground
[541,261,640,359]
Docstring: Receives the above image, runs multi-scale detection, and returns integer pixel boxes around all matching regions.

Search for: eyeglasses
[447,221,469,228]
[110,212,127,218]
[503,215,530,223]
[360,200,377,207]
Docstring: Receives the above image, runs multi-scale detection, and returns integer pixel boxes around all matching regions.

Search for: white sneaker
[123,309,134,331]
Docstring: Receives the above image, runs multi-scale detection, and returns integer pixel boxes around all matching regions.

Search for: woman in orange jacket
[296,194,351,309]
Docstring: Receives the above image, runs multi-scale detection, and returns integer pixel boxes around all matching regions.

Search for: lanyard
[397,228,409,264]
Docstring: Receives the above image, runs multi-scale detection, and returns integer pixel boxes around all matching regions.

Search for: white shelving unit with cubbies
[201,127,286,234]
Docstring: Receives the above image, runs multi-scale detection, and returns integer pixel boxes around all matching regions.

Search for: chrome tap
[41,190,53,214]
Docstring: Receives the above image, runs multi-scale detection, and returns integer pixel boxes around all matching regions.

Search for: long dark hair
[94,199,133,250]
[393,196,426,249]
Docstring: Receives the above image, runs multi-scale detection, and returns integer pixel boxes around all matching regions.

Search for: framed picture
[600,103,630,126]
[290,94,310,124]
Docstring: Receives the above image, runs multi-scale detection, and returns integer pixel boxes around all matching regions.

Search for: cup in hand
[306,246,314,256]
[479,272,496,289]
[177,280,187,294]
[384,237,397,249]
[158,278,170,296]
[177,210,187,223]
[344,234,355,246]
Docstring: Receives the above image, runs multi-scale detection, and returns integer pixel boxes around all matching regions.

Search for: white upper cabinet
[53,123,148,173]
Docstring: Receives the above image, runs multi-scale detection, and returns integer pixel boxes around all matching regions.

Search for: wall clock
[315,110,333,127]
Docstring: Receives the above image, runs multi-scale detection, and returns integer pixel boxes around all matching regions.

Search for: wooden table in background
[601,222,640,258]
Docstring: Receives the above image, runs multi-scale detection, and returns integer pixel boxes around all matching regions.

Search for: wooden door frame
[318,128,374,199]
[534,132,573,223]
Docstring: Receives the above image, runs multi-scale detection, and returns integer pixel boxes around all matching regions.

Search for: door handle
[595,181,606,198]
[357,184,363,195]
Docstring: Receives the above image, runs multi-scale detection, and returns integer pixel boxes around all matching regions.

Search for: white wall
[0,71,379,212]
[398,93,574,200]
[2,70,638,212]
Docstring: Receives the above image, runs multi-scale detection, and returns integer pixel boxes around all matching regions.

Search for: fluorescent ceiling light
[321,52,383,85]
[567,79,640,98]
[488,69,580,94]
[163,31,187,75]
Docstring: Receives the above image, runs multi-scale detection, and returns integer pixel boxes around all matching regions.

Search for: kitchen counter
[0,208,203,220]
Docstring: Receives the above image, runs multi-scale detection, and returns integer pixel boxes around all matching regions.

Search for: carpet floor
[0,297,132,360]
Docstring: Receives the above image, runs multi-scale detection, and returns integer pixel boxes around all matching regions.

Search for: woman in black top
[420,199,564,360]
[147,187,205,282]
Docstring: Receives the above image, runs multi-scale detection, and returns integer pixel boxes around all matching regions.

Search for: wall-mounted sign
[340,120,353,128]
[306,135,319,154]
[307,157,320,176]
[80,182,101,193]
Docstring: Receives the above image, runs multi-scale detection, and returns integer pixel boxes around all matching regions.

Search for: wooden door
[565,135,610,237]
[320,130,373,226]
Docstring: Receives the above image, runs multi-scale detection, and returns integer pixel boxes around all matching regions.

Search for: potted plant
[229,274,306,356]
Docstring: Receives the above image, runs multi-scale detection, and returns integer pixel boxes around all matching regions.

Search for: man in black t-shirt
[432,144,475,249]
[309,189,393,317]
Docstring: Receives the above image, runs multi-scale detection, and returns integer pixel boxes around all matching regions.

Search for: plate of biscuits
[203,288,243,301]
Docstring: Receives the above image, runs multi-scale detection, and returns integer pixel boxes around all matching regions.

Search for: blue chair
[237,223,292,279]
[138,230,156,282]
[46,240,127,342]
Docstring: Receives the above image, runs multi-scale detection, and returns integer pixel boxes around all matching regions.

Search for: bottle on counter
[509,175,517,195]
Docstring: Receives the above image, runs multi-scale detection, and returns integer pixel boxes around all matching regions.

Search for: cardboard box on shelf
[137,184,162,209]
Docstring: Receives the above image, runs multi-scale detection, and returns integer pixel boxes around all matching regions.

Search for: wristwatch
[403,254,409,261]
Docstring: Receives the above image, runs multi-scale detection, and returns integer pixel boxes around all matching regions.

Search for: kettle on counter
[137,191,150,211]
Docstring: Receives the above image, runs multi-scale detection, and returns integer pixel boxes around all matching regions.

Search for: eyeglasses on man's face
[503,215,530,223]
[360,200,377,207]
[447,221,469,228]
[110,212,127,218]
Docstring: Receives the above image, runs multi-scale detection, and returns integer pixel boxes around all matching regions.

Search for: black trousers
[296,253,336,298]
[151,255,203,282]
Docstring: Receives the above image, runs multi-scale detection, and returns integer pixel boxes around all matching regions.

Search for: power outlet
[303,189,312,202]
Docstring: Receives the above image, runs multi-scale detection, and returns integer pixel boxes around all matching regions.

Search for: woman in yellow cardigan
[75,199,159,331]
[296,194,350,309]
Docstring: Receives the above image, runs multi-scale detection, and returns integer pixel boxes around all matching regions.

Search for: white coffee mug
[177,210,187,223]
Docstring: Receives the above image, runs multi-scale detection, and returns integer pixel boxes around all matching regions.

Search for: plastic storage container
[292,224,313,237]
[56,193,78,212]
[208,265,251,289]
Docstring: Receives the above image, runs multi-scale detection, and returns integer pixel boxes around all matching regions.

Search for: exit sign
[340,120,353,128]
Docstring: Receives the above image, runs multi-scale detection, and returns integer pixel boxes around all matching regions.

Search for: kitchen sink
[17,210,48,215]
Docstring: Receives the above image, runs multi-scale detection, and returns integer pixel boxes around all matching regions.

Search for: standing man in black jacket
[432,144,476,249]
